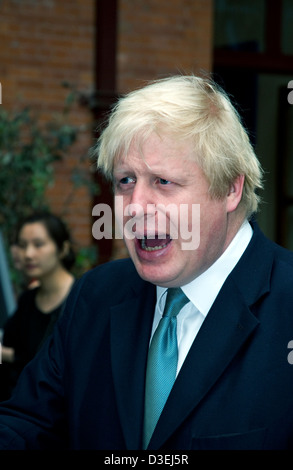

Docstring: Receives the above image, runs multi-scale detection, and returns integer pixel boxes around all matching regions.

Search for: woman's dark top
[0,287,67,400]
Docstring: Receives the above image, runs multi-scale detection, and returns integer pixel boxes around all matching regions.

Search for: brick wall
[117,0,213,93]
[0,0,213,264]
[112,0,213,259]
[0,0,95,251]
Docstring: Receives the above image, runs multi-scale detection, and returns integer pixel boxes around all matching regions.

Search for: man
[0,75,293,449]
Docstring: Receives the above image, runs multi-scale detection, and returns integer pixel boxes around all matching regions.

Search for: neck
[35,265,74,314]
[224,211,247,252]
[38,265,74,295]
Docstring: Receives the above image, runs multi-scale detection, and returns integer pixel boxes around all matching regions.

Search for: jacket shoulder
[271,240,293,266]
[81,257,139,290]
[250,221,293,268]
[65,257,145,313]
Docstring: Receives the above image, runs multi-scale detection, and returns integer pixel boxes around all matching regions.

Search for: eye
[34,240,46,248]
[158,178,172,185]
[18,241,27,250]
[120,176,136,185]
[114,175,136,192]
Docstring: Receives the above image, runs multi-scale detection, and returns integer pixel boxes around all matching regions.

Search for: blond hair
[95,75,263,218]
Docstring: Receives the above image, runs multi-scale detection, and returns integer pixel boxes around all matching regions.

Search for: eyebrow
[113,167,133,175]
[18,236,47,244]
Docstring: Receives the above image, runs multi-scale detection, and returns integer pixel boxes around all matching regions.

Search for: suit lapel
[110,222,274,450]
[110,280,155,449]
[149,223,273,449]
[149,278,260,448]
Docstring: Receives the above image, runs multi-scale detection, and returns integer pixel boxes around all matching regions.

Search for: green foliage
[0,95,99,284]
[73,245,98,277]
[0,105,78,243]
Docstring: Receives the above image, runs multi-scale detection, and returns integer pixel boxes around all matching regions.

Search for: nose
[23,244,36,259]
[128,181,156,219]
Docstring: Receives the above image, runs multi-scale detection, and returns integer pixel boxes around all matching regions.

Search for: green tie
[143,287,189,448]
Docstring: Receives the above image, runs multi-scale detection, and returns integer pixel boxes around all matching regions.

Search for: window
[214,0,266,53]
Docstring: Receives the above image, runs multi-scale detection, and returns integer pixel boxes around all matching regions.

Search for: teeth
[141,238,170,251]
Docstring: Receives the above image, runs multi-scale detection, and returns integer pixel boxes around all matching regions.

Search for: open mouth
[140,235,172,252]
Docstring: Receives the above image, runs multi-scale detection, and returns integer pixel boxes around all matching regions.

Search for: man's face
[113,132,243,287]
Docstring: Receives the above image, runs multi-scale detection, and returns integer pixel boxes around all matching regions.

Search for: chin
[134,262,181,288]
[127,240,185,286]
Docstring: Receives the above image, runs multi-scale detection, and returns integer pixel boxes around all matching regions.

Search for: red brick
[0,0,213,260]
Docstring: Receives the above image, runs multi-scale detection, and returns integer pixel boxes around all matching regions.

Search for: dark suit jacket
[1,223,293,450]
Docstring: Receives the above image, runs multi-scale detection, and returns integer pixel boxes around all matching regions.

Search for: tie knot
[163,287,189,318]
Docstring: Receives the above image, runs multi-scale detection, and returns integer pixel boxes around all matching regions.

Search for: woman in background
[1,212,75,399]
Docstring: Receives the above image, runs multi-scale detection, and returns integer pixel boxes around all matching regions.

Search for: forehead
[114,132,195,173]
[19,222,50,240]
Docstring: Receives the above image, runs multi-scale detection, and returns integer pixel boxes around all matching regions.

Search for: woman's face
[17,222,63,280]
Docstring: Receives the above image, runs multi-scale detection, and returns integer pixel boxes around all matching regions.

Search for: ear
[226,174,245,213]
[59,240,70,260]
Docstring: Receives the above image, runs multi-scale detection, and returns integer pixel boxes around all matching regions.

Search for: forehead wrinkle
[114,132,198,181]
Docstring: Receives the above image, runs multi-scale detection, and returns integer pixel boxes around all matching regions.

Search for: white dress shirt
[151,220,253,376]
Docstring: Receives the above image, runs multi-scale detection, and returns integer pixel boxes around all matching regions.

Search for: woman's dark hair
[16,212,76,270]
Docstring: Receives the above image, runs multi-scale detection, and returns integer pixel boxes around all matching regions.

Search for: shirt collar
[156,220,253,317]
